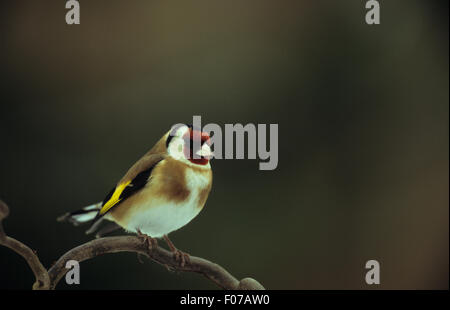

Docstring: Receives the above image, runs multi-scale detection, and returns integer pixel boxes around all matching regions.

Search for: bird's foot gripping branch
[0,199,265,290]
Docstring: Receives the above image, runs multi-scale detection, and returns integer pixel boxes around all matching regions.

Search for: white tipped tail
[57,202,102,226]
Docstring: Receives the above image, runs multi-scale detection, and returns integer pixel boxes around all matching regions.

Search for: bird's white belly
[124,198,202,238]
[121,167,210,238]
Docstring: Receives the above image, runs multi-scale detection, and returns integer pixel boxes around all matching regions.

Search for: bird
[58,124,213,266]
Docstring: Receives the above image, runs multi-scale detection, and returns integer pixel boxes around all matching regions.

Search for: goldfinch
[58,124,213,265]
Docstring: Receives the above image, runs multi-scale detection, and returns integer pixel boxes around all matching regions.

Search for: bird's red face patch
[182,129,212,165]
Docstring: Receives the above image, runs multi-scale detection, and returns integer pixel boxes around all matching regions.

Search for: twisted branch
[0,199,264,290]
[0,200,50,289]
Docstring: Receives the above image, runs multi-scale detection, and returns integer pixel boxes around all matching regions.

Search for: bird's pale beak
[195,144,214,159]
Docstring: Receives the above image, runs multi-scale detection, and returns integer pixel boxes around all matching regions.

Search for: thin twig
[0,200,51,290]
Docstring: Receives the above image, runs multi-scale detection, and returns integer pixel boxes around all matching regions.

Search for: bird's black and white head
[165,124,213,167]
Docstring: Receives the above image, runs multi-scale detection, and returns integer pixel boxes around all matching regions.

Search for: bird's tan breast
[108,157,212,236]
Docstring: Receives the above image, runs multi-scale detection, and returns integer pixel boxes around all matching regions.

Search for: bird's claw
[137,229,158,251]
[173,249,190,267]
[163,234,190,267]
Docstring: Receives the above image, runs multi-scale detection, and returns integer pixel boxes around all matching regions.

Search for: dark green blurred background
[0,1,448,289]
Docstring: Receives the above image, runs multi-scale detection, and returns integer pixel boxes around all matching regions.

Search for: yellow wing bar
[99,180,131,215]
